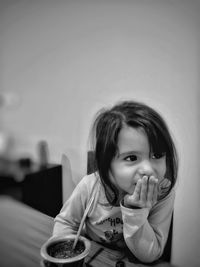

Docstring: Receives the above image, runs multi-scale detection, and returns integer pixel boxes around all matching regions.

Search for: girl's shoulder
[80,171,100,185]
[152,187,175,213]
[80,172,109,204]
[78,172,101,194]
[160,186,176,202]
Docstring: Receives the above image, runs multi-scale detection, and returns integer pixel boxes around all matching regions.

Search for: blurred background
[0,0,199,266]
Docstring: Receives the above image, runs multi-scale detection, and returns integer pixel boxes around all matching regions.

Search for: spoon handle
[72,192,95,250]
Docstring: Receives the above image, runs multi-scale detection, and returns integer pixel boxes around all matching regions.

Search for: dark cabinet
[22,165,62,217]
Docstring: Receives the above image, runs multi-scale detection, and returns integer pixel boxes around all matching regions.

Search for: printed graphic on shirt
[104,229,123,242]
[95,216,123,243]
[97,217,123,227]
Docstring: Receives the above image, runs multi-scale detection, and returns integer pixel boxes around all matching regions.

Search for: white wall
[1,0,200,266]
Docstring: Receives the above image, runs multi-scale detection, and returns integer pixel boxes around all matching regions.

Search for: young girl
[53,100,178,263]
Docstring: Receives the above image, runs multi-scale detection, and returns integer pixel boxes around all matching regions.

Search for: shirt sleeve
[120,189,175,263]
[52,176,90,237]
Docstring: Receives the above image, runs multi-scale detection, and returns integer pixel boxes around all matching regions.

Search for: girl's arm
[53,177,89,237]
[121,189,175,263]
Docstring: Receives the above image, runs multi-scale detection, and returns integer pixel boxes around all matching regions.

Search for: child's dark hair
[91,100,178,206]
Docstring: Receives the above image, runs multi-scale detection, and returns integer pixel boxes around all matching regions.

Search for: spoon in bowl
[72,190,96,250]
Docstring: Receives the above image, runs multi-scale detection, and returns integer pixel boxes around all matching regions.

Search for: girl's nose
[138,159,154,177]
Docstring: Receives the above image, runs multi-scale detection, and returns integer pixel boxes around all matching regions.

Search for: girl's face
[109,125,167,195]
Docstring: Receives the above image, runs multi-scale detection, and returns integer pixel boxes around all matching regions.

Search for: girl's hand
[123,176,158,209]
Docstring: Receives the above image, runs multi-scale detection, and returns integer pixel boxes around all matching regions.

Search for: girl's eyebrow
[118,150,141,157]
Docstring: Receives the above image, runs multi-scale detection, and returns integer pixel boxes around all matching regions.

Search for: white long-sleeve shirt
[53,172,175,263]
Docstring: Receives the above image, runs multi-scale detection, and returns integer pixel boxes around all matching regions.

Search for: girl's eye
[151,152,166,159]
[124,155,138,162]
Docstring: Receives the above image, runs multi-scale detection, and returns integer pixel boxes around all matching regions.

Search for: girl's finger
[140,176,148,202]
[147,176,155,203]
[124,179,142,207]
[133,178,142,201]
[152,182,158,206]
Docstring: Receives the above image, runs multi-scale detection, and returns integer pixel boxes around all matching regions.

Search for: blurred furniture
[0,156,39,201]
[87,150,97,174]
[0,155,63,217]
[0,196,177,267]
[0,174,22,200]
[61,153,75,203]
[22,164,62,217]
